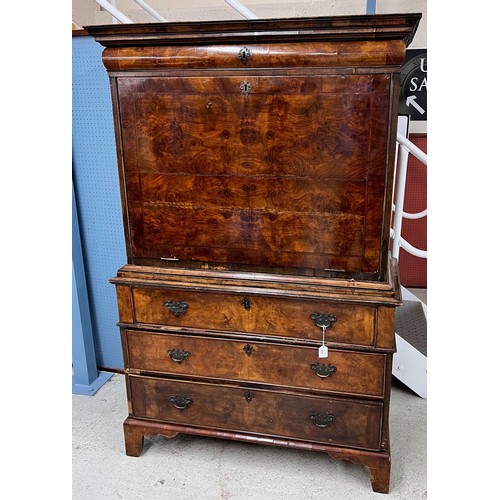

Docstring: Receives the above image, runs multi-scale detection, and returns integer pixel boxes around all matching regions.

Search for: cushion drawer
[124,330,386,398]
[128,375,383,451]
[104,42,404,71]
[130,287,375,347]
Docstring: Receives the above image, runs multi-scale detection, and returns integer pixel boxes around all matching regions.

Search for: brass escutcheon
[238,46,251,63]
[240,80,252,97]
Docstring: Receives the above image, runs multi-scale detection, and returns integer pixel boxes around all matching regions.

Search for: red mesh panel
[396,136,427,288]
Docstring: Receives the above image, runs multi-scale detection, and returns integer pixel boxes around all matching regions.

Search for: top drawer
[102,40,406,71]
[127,286,375,347]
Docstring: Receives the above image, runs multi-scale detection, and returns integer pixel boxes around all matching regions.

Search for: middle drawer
[124,329,386,398]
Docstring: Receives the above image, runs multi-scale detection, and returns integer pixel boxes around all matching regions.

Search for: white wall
[73,0,426,48]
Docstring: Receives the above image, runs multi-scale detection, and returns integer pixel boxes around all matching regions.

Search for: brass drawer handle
[310,312,337,330]
[164,300,189,317]
[167,348,190,363]
[310,363,337,379]
[310,411,335,428]
[170,395,192,410]
[238,46,251,63]
[310,313,337,358]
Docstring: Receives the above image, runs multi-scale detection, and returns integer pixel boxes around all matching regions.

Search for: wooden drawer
[124,330,386,397]
[103,41,405,71]
[128,375,383,451]
[130,287,375,347]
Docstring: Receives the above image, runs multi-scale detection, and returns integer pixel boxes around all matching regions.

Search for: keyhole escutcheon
[240,80,252,97]
[238,46,251,63]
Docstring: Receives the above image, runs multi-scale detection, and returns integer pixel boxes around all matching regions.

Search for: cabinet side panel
[379,73,403,281]
[376,306,396,350]
[109,77,134,261]
[115,285,134,323]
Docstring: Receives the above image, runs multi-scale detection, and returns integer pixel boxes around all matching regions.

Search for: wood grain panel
[116,73,390,275]
[138,174,249,209]
[118,75,385,179]
[250,178,366,215]
[138,174,366,215]
[131,203,365,258]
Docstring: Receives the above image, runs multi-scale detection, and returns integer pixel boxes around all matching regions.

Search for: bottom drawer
[128,375,383,451]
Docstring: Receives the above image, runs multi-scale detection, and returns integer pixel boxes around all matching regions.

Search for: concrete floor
[407,288,427,306]
[73,374,426,499]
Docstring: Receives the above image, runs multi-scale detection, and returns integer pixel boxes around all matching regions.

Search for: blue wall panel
[72,35,126,369]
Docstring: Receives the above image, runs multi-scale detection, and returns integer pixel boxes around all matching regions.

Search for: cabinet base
[123,417,391,493]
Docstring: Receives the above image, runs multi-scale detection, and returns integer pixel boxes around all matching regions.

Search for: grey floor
[407,287,426,305]
[73,373,426,499]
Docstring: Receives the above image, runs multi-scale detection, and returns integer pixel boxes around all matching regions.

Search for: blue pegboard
[72,35,127,369]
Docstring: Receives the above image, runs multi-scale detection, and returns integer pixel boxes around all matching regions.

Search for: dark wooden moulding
[86,13,420,494]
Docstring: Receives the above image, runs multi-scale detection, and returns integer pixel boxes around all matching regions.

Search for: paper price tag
[318,345,328,358]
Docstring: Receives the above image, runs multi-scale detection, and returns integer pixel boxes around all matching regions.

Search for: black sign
[398,49,427,121]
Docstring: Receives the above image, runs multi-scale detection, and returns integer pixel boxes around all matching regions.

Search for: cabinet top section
[84,13,421,48]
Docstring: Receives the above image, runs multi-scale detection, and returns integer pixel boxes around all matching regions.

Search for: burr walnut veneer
[87,14,420,493]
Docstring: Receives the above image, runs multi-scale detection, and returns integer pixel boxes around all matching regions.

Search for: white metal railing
[92,0,257,22]
[391,133,427,261]
[224,0,258,19]
[133,0,167,21]
[93,0,132,23]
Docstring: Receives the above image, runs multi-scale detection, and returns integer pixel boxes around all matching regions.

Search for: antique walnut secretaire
[86,13,421,493]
